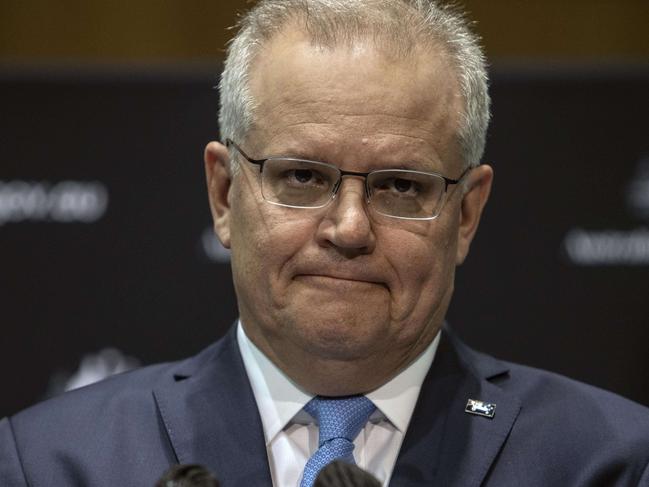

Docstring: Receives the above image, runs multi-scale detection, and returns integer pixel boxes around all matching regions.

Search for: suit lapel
[390,330,521,486]
[153,327,273,486]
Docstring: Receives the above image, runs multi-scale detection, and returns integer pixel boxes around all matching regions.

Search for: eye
[393,178,414,193]
[292,169,313,184]
[281,167,329,189]
[376,176,421,196]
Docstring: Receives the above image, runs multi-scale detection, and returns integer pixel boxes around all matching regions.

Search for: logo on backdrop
[562,155,649,266]
[625,156,649,220]
[47,348,141,397]
[0,180,108,226]
[201,226,231,263]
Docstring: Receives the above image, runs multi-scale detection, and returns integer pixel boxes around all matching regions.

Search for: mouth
[294,274,388,290]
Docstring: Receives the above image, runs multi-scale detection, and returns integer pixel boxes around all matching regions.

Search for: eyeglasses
[226,139,469,220]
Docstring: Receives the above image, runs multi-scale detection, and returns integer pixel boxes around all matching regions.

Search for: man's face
[206,30,492,394]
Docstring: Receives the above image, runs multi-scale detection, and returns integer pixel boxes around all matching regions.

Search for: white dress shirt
[237,322,440,487]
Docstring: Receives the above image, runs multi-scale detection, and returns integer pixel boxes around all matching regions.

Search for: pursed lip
[293,272,388,289]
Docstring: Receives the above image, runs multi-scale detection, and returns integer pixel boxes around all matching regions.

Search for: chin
[290,312,387,361]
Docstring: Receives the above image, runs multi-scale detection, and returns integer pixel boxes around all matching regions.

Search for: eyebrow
[259,136,446,172]
[269,151,441,173]
[390,161,439,171]
[267,145,331,163]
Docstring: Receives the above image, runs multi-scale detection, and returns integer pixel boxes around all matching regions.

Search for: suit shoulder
[506,360,649,420]
[451,338,649,483]
[9,335,230,434]
[466,346,649,444]
[2,361,182,485]
[453,334,649,421]
[11,361,175,428]
[2,335,237,486]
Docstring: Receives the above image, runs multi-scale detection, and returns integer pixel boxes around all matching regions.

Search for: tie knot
[304,396,376,445]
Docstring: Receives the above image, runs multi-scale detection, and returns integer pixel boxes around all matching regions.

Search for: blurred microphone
[314,461,382,487]
[155,463,220,487]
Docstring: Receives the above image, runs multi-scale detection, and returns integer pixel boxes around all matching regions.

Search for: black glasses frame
[227,138,467,187]
[226,138,470,219]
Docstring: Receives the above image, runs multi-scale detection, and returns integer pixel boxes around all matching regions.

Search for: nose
[315,177,376,255]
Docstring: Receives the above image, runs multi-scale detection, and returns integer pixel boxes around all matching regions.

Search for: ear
[204,141,232,248]
[455,164,493,264]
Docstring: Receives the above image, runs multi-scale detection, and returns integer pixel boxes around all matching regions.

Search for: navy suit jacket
[2,327,649,486]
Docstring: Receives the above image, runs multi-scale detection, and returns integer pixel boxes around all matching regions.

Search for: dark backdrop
[1,64,648,417]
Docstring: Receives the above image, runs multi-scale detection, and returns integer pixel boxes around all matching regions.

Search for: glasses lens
[368,170,446,219]
[261,159,339,208]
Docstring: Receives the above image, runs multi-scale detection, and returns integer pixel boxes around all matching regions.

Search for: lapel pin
[465,399,496,419]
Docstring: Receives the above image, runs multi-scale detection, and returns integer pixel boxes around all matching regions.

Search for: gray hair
[219,0,490,169]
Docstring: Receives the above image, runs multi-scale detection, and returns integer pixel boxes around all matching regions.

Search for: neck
[243,321,442,396]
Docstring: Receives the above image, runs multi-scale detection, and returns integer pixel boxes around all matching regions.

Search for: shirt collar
[365,332,439,433]
[237,321,440,443]
[237,322,312,445]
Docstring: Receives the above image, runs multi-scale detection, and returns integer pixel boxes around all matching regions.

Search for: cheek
[229,191,315,289]
[384,225,458,320]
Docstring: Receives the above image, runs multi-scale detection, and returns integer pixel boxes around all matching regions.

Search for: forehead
[247,28,463,171]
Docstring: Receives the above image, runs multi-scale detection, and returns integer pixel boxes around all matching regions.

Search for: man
[1,1,648,486]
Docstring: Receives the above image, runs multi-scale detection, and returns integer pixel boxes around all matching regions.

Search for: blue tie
[300,395,376,487]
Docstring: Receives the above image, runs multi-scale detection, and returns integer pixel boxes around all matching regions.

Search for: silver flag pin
[465,399,496,418]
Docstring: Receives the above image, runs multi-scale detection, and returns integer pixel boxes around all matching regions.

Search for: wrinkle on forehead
[248,28,464,172]
[261,129,446,173]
